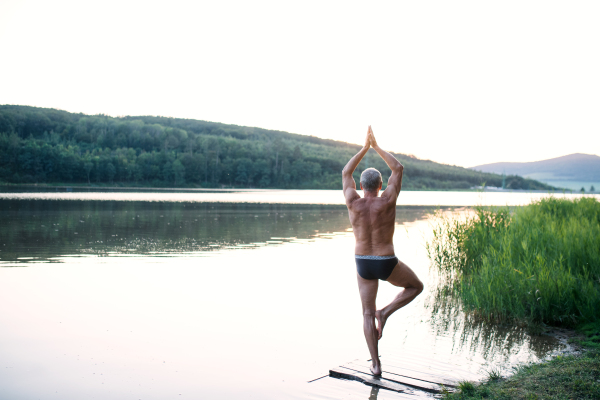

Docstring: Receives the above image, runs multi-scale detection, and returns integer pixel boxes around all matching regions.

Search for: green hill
[0,105,556,191]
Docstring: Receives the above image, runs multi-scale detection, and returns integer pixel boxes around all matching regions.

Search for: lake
[1,189,596,399]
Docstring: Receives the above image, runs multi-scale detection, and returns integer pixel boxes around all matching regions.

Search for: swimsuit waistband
[355,255,396,260]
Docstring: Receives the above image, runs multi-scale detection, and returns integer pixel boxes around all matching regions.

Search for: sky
[0,0,598,167]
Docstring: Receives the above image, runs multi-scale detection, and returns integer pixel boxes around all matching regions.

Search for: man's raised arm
[369,127,403,200]
[342,128,371,205]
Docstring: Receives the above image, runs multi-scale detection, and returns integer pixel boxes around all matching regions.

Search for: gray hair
[360,168,382,192]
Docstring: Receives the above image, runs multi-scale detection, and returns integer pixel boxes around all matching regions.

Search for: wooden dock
[318,353,479,397]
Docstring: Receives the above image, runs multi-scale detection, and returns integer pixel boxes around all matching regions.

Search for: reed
[427,197,600,327]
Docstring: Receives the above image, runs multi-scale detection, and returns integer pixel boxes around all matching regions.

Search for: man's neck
[363,190,379,198]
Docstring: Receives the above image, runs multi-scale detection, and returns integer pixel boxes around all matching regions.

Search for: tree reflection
[0,200,432,264]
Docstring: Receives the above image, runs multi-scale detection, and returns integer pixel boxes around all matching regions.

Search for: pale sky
[1,0,598,167]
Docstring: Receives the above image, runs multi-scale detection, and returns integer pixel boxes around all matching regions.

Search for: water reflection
[426,283,561,375]
[368,386,379,399]
[0,200,432,264]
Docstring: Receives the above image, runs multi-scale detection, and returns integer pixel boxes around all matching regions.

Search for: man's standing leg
[357,273,382,375]
[375,260,424,340]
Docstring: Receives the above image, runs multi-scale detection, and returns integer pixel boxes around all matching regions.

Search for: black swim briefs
[355,255,399,281]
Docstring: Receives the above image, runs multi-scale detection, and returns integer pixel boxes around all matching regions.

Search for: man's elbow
[394,163,404,173]
[342,167,352,177]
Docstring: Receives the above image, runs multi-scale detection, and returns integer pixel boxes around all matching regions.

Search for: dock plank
[350,359,459,388]
[329,367,419,395]
[309,376,430,400]
[341,362,446,392]
[381,353,479,381]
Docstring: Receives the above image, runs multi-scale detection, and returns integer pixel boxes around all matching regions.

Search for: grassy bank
[428,198,600,399]
[443,322,600,399]
[446,351,600,399]
[427,197,600,327]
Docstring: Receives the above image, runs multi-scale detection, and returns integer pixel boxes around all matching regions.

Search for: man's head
[360,168,383,192]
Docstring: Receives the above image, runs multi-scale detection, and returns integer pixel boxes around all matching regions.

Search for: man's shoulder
[347,196,365,207]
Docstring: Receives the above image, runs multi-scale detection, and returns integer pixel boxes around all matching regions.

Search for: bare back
[341,127,404,257]
[347,193,397,256]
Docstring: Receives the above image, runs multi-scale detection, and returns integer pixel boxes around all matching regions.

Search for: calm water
[2,186,598,206]
[0,190,591,400]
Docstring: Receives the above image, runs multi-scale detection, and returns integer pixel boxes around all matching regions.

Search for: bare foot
[370,362,382,376]
[375,310,387,340]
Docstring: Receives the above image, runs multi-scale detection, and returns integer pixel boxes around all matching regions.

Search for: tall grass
[427,197,600,327]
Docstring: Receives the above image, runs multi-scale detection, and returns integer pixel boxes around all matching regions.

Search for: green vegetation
[427,197,600,399]
[427,197,600,327]
[444,322,600,399]
[0,105,557,190]
[443,350,600,399]
[574,321,600,350]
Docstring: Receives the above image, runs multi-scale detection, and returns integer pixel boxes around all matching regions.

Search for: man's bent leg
[375,260,423,340]
[357,272,382,375]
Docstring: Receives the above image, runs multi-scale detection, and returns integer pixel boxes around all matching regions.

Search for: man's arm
[342,128,371,205]
[369,127,403,201]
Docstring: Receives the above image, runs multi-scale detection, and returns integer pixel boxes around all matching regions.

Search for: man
[342,126,423,376]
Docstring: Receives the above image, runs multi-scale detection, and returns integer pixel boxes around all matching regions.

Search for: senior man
[342,126,423,376]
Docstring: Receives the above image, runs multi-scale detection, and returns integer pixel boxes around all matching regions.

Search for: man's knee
[363,309,376,318]
[412,279,424,295]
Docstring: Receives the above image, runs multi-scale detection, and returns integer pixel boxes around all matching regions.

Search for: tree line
[0,105,556,190]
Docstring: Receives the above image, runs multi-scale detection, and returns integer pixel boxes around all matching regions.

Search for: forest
[0,105,556,191]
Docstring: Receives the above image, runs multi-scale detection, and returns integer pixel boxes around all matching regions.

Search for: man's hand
[368,125,403,201]
[369,126,379,149]
[343,127,373,205]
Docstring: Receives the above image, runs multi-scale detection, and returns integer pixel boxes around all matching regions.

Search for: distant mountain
[471,153,600,191]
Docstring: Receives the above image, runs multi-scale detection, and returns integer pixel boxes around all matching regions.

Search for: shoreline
[1,182,592,194]
[429,198,600,399]
[444,330,598,399]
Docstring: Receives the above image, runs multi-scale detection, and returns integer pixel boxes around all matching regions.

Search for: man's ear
[379,181,383,190]
[359,182,364,190]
